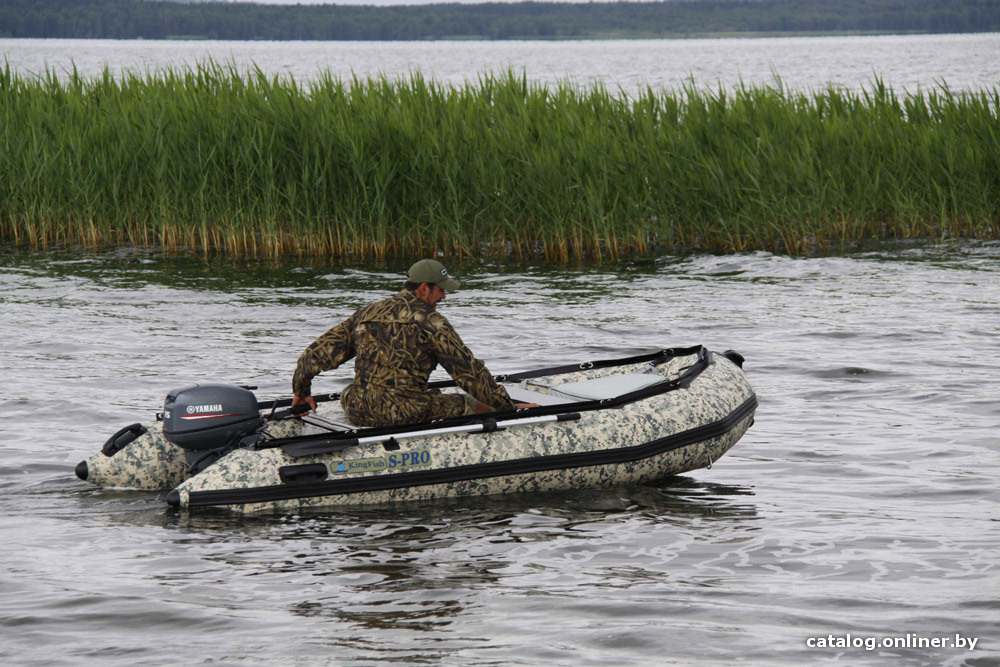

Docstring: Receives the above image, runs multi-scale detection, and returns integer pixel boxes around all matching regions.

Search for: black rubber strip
[179,394,757,509]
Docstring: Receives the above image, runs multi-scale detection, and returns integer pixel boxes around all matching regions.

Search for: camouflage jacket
[292,290,514,410]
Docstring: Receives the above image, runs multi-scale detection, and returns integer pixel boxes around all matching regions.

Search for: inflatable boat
[76,346,756,513]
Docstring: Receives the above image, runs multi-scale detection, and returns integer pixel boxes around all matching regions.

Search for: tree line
[1,0,999,41]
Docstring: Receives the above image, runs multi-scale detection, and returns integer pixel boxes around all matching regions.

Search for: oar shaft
[355,412,581,446]
[280,412,581,458]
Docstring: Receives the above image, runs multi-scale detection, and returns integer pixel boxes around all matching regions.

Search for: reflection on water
[1,242,998,665]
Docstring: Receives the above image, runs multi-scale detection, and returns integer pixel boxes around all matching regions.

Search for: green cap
[407,259,460,291]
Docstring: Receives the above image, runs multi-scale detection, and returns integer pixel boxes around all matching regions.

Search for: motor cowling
[163,384,263,452]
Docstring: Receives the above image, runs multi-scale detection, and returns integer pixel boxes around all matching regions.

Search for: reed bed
[1,63,998,260]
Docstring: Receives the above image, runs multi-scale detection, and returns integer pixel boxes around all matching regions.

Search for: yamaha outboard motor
[162,384,263,474]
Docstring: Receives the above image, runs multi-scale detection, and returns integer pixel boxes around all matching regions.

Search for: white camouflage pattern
[81,422,188,490]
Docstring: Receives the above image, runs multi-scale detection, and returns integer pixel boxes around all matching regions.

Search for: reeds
[2,62,997,259]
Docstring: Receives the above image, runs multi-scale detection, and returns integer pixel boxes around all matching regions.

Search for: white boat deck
[506,372,664,406]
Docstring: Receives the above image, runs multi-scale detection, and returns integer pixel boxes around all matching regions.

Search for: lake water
[2,33,999,91]
[1,243,998,665]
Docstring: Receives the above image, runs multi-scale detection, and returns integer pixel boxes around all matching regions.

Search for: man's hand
[291,393,317,413]
[515,402,540,410]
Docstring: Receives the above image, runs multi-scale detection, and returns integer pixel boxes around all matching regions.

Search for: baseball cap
[407,259,460,291]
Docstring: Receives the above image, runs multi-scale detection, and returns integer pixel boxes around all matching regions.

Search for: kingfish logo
[331,451,431,475]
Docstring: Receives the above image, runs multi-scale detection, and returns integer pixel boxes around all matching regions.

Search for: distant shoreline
[5,29,941,42]
[1,0,997,41]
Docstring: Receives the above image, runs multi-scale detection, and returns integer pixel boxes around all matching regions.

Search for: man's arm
[292,313,358,403]
[425,311,515,411]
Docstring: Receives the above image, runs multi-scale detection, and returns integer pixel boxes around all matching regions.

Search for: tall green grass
[1,63,997,259]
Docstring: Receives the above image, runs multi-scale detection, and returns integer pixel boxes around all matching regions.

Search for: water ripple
[1,242,999,665]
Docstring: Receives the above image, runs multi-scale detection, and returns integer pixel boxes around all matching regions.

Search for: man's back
[350,290,441,391]
[293,287,514,427]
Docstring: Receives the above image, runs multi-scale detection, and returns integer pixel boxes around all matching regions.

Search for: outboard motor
[162,384,263,474]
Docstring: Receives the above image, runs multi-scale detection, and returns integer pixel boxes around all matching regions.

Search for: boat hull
[175,402,755,514]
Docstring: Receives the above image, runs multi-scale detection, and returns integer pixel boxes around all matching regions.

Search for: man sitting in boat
[291,259,529,426]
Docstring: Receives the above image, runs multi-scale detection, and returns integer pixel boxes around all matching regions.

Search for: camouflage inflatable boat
[76,346,756,513]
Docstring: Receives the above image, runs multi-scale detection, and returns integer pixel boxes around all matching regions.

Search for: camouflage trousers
[341,383,477,427]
